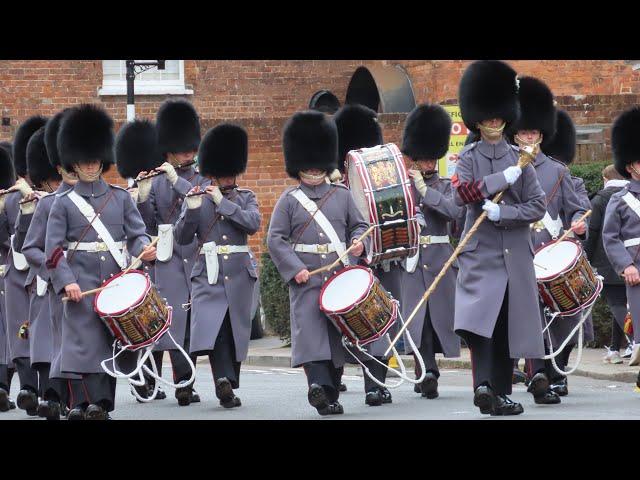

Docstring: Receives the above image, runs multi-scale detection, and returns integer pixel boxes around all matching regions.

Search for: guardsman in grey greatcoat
[453,60,546,416]
[2,115,47,417]
[399,103,463,399]
[14,125,67,419]
[509,79,587,405]
[115,118,166,401]
[603,107,640,385]
[136,100,207,407]
[45,104,156,420]
[333,103,395,406]
[175,123,260,408]
[0,147,16,413]
[267,111,371,416]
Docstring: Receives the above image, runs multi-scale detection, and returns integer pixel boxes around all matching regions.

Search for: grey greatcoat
[137,166,209,350]
[400,174,463,358]
[603,179,640,343]
[0,213,9,368]
[15,195,54,366]
[174,188,261,359]
[45,179,151,374]
[20,183,80,379]
[452,140,546,358]
[267,182,371,368]
[530,153,591,347]
[3,191,31,361]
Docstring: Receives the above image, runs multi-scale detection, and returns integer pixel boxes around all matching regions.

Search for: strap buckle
[218,245,230,254]
[96,242,109,252]
[317,244,329,254]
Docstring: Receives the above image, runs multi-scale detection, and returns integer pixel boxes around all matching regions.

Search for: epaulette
[548,156,569,170]
[236,187,255,195]
[57,188,72,197]
[109,184,129,193]
[459,142,477,155]
[330,182,348,190]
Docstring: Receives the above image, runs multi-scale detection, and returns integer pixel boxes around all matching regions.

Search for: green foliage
[259,235,291,345]
[569,161,610,198]
[587,296,613,348]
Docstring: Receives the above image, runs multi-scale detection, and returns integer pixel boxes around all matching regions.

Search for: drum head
[320,267,372,313]
[346,152,370,221]
[95,271,149,315]
[534,241,580,280]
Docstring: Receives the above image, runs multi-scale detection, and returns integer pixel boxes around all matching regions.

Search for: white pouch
[157,224,174,262]
[10,235,29,271]
[36,275,47,297]
[202,241,219,285]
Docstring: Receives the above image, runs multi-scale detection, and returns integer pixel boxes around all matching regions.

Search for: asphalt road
[2,364,639,420]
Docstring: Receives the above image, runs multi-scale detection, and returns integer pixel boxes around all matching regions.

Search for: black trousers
[34,363,51,398]
[80,373,116,412]
[462,290,513,396]
[206,312,241,390]
[66,379,88,409]
[303,361,341,403]
[147,308,197,387]
[414,305,441,380]
[13,357,38,393]
[363,357,388,393]
[603,284,629,350]
[0,364,8,392]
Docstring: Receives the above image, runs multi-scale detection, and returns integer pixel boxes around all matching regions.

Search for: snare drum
[534,239,602,316]
[94,270,172,351]
[346,144,419,266]
[319,266,397,346]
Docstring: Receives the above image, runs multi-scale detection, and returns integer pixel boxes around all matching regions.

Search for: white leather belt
[68,241,126,252]
[293,242,346,254]
[0,265,6,277]
[199,245,250,255]
[624,238,640,248]
[419,235,450,245]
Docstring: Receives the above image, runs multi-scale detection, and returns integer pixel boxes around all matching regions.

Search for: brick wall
[2,59,640,256]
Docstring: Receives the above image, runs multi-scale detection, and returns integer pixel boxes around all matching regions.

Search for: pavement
[243,336,640,384]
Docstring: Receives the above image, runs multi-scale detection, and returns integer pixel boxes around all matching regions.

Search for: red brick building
[1,59,638,254]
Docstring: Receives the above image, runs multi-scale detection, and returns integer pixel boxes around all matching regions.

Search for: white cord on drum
[542,304,592,376]
[139,330,196,390]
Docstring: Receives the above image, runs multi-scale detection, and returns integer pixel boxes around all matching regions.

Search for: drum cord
[541,305,592,376]
[342,303,428,389]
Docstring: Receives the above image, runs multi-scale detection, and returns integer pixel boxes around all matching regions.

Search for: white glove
[0,195,6,215]
[128,187,139,203]
[15,178,34,198]
[136,177,152,203]
[208,185,223,205]
[503,165,522,185]
[157,162,179,185]
[482,199,501,222]
[186,193,203,210]
[409,170,427,197]
[19,199,36,215]
[328,169,343,183]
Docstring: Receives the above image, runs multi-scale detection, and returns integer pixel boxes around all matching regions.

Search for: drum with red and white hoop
[345,143,419,266]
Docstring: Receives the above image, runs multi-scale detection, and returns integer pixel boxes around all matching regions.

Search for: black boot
[67,406,86,421]
[16,389,38,412]
[175,385,193,406]
[527,372,550,398]
[338,383,347,392]
[550,378,568,396]
[215,378,240,408]
[512,368,527,385]
[365,390,382,406]
[492,395,524,416]
[190,388,201,403]
[37,400,61,420]
[420,372,439,399]
[380,388,392,404]
[317,401,344,415]
[534,388,561,405]
[85,403,108,420]
[473,385,496,415]
[0,388,10,412]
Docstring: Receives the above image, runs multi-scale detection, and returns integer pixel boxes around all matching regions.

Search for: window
[98,60,193,96]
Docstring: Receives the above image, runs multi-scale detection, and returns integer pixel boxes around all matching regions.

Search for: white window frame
[98,60,193,96]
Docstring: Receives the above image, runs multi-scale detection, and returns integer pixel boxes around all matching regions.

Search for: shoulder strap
[622,191,640,221]
[290,189,349,267]
[67,191,126,269]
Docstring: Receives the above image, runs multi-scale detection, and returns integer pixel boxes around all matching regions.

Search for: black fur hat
[459,60,520,134]
[0,147,15,190]
[45,108,72,169]
[612,107,640,179]
[283,110,338,179]
[27,127,61,188]
[156,99,201,156]
[334,104,383,173]
[115,119,162,180]
[542,109,576,166]
[402,103,452,160]
[198,123,248,178]
[57,104,114,172]
[0,141,11,160]
[13,115,48,178]
[511,76,556,140]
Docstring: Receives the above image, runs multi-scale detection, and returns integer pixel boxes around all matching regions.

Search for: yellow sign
[438,105,470,178]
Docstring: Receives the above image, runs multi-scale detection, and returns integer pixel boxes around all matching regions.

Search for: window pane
[102,60,181,83]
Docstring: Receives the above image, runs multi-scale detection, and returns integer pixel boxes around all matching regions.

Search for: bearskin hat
[115,119,163,180]
[0,141,11,161]
[156,99,201,156]
[45,108,72,169]
[57,104,114,172]
[13,115,48,178]
[458,60,520,134]
[283,110,338,179]
[402,103,452,160]
[542,109,576,165]
[27,127,61,188]
[198,123,248,178]
[334,104,383,173]
[612,107,640,179]
[510,76,557,141]
[0,147,15,190]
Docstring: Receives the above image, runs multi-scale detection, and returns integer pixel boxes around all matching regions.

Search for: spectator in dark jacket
[584,164,631,363]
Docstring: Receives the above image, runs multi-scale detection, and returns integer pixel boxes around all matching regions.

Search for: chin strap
[477,122,506,141]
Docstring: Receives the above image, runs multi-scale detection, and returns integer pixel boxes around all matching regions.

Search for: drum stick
[384,145,538,357]
[547,210,592,250]
[308,225,375,277]
[61,237,160,302]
